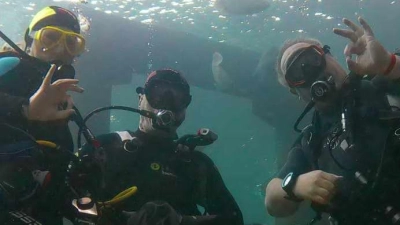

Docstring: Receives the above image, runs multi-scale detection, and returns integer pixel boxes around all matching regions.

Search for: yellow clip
[36,140,57,149]
[100,186,138,207]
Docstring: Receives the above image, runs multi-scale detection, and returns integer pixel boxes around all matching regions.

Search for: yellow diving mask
[32,26,85,56]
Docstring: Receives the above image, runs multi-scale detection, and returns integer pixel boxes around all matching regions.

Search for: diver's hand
[333,17,392,75]
[293,170,342,205]
[126,201,183,225]
[26,64,84,121]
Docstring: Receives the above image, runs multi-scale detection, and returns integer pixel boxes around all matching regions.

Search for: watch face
[283,172,293,188]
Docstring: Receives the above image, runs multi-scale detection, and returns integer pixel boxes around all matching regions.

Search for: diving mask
[285,45,330,88]
[32,26,85,56]
[142,79,191,112]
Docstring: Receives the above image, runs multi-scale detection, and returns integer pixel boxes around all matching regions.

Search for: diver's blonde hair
[275,38,323,88]
[0,42,26,53]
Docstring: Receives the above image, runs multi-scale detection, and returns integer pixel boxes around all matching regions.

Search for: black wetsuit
[81,129,244,225]
[0,52,74,225]
[277,80,400,225]
[0,52,74,151]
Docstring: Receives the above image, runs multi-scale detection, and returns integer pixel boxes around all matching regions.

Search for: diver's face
[324,54,348,90]
[295,57,346,102]
[282,43,347,105]
[30,38,75,65]
[29,26,85,65]
[138,94,187,138]
[295,87,312,103]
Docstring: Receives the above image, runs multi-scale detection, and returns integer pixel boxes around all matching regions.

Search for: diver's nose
[52,44,66,54]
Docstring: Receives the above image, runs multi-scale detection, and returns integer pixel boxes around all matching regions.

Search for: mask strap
[24,29,33,51]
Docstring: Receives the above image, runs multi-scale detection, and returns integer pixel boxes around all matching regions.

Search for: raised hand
[26,64,84,121]
[333,17,392,75]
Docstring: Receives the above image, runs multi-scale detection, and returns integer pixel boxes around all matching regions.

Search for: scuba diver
[0,5,85,150]
[79,69,244,225]
[265,17,400,225]
[0,5,85,225]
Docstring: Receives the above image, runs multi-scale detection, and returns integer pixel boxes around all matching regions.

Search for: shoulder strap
[298,112,323,170]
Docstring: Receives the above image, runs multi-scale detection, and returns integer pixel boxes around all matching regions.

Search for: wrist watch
[281,172,303,202]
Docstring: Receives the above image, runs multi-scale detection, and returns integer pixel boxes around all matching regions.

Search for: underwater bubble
[78,14,91,33]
